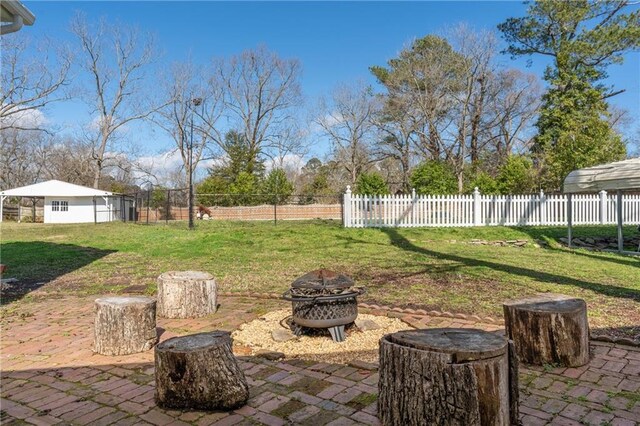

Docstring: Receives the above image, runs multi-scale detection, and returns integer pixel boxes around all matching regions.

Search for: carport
[563,157,640,254]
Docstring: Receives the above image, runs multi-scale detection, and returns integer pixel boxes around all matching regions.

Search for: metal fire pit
[282,269,365,342]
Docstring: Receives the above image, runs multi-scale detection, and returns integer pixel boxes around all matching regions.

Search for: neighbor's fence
[343,187,640,228]
[130,189,343,224]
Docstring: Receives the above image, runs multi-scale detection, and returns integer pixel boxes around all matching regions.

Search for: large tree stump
[155,331,249,410]
[503,293,589,367]
[379,328,518,426]
[157,271,217,318]
[94,296,157,356]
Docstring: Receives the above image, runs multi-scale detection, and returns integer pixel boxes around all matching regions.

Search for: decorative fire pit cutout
[282,269,365,342]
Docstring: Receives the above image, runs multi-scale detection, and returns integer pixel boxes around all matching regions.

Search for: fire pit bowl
[282,269,365,342]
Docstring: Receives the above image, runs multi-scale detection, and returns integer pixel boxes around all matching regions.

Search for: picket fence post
[411,188,416,226]
[343,186,352,228]
[473,187,481,226]
[599,190,608,224]
[540,190,547,225]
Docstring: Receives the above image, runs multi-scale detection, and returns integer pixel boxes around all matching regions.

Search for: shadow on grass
[379,228,640,303]
[510,225,640,268]
[0,241,116,304]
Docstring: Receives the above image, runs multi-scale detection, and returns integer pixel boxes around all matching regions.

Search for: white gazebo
[0,180,134,223]
[563,157,640,254]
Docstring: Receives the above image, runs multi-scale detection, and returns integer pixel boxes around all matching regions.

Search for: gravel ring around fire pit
[232,309,414,364]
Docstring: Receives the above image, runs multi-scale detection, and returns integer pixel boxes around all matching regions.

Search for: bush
[496,156,537,194]
[355,172,389,195]
[410,161,458,195]
[465,171,500,195]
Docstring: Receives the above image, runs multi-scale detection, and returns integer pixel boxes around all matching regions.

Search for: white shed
[0,180,134,223]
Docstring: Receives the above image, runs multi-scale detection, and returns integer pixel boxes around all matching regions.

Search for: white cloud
[0,107,49,129]
[266,154,305,173]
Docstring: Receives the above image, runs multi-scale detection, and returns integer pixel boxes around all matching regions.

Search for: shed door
[49,199,70,223]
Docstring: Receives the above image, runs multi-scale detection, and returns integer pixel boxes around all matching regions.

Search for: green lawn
[1,220,638,338]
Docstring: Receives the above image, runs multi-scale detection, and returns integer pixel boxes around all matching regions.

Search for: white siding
[44,196,117,223]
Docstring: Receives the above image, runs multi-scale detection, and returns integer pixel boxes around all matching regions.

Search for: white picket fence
[343,187,640,228]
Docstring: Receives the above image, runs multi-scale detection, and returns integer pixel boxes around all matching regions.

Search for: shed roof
[563,158,640,194]
[0,180,113,197]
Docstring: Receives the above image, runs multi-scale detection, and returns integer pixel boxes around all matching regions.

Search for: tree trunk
[94,296,157,356]
[503,293,589,367]
[378,328,518,426]
[155,331,249,410]
[157,271,217,319]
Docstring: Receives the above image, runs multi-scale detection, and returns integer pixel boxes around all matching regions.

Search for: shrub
[496,156,537,194]
[465,171,500,195]
[355,172,390,195]
[410,161,457,195]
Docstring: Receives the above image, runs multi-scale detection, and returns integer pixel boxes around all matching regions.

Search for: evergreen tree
[196,130,265,206]
[499,0,638,189]
[262,168,294,204]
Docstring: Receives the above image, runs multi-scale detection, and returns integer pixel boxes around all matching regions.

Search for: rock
[255,350,285,361]
[585,238,596,244]
[272,328,296,342]
[355,318,381,331]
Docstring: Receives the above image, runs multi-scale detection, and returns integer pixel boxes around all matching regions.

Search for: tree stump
[379,328,518,426]
[503,293,589,367]
[94,296,158,356]
[157,271,217,318]
[155,331,249,410]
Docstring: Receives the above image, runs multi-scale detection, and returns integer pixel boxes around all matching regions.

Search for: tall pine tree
[499,1,639,190]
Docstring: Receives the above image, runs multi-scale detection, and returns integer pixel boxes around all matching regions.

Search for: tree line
[1,2,638,204]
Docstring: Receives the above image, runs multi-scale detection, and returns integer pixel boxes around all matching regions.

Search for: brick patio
[1,295,639,425]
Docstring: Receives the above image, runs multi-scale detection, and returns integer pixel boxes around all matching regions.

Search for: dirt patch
[232,309,413,364]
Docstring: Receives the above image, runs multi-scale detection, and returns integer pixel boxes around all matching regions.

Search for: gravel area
[232,309,413,364]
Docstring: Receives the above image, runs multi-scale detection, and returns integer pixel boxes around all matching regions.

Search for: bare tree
[215,45,302,172]
[0,128,51,188]
[486,69,541,162]
[71,15,161,189]
[154,60,224,182]
[316,81,379,185]
[0,35,71,133]
[371,106,417,192]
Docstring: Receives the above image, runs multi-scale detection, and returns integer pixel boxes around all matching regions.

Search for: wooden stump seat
[94,296,157,356]
[157,271,217,319]
[155,331,249,410]
[378,328,518,426]
[503,293,589,367]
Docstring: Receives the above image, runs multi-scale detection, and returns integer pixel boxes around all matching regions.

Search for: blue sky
[22,1,640,161]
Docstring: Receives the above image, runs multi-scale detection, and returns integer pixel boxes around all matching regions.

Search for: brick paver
[1,295,639,425]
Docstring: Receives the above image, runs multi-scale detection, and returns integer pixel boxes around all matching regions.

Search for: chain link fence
[129,188,344,224]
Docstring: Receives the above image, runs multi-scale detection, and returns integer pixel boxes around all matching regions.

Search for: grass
[1,220,638,337]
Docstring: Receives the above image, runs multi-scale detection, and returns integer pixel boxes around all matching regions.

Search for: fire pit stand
[282,269,365,342]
